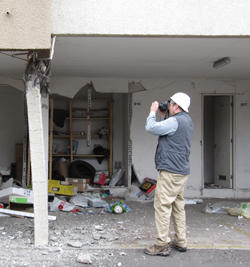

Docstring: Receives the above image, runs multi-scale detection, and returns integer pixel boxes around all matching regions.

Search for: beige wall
[0,0,51,50]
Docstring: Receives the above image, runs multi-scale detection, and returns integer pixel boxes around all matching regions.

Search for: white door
[214,96,233,188]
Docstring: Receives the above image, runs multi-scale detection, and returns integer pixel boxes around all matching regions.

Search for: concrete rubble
[0,177,250,265]
[0,198,249,265]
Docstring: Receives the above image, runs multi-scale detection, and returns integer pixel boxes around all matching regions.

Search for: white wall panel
[53,0,250,36]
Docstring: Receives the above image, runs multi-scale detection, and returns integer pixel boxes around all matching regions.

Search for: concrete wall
[50,76,250,198]
[0,85,24,169]
[2,75,250,198]
[0,0,51,49]
[131,79,250,198]
[52,0,250,36]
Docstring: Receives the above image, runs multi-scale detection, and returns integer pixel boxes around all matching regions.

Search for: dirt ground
[0,198,250,266]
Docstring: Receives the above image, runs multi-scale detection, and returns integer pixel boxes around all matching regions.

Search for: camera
[159,100,170,112]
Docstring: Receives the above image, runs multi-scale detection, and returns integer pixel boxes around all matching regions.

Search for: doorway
[203,95,233,189]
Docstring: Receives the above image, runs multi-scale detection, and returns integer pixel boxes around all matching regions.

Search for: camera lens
[159,101,168,112]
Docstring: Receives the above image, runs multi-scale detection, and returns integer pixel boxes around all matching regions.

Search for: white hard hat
[170,92,190,112]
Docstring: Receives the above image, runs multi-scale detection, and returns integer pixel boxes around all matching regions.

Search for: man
[144,92,193,256]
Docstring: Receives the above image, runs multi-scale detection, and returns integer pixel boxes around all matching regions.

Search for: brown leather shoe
[144,244,172,256]
[169,242,187,252]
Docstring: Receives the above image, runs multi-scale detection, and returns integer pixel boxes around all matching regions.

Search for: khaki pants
[154,170,188,247]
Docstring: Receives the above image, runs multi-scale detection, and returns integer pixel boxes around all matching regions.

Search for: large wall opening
[203,95,233,189]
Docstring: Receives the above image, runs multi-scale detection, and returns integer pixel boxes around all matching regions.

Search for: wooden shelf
[74,154,105,158]
[53,134,108,139]
[52,154,70,157]
[52,154,105,158]
[49,96,113,180]
[68,117,109,120]
[53,135,70,138]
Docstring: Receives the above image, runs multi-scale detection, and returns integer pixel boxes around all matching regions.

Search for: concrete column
[41,94,49,180]
[25,77,48,246]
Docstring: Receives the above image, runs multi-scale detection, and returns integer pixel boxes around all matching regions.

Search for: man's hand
[150,101,159,113]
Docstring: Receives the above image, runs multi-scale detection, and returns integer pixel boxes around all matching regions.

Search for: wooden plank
[52,154,70,157]
[73,154,105,158]
[69,117,109,120]
[53,135,70,138]
[0,208,56,221]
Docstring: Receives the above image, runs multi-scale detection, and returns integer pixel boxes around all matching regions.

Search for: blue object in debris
[106,200,131,214]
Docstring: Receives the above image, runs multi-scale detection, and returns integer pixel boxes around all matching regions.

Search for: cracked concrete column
[25,73,48,246]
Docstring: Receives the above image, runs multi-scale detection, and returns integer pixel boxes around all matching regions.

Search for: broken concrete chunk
[77,253,92,264]
[67,240,83,248]
[94,225,104,231]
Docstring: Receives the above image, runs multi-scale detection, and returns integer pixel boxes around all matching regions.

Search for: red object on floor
[98,172,107,185]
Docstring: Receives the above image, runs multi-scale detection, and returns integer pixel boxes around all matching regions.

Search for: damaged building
[1,0,250,247]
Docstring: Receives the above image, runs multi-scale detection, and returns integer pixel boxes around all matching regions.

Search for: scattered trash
[94,172,107,186]
[1,178,13,189]
[50,197,76,212]
[109,169,125,186]
[204,201,240,214]
[0,187,33,204]
[124,184,153,202]
[185,198,203,205]
[109,188,128,198]
[106,200,130,214]
[48,180,75,196]
[0,167,11,176]
[139,178,157,198]
[227,202,250,219]
[66,178,89,193]
[86,194,108,208]
[70,194,89,208]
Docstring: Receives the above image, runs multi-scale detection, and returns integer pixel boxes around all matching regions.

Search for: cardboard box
[0,187,33,204]
[9,195,33,204]
[65,178,90,192]
[48,180,75,196]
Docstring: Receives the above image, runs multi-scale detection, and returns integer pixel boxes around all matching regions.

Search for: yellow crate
[48,180,75,196]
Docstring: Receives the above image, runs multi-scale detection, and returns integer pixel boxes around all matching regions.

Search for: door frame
[201,93,235,190]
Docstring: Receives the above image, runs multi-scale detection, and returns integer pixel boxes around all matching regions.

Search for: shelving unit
[49,96,113,180]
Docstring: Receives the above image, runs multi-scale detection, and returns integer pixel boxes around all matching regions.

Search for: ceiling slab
[52,37,250,79]
[1,37,250,80]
